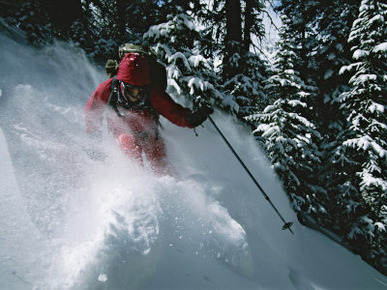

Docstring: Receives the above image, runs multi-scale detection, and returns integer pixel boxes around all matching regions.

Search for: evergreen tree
[333,0,387,273]
[143,8,228,111]
[312,0,360,129]
[5,0,85,47]
[309,0,361,231]
[224,0,269,117]
[193,1,269,116]
[248,14,323,219]
[81,0,204,63]
[223,0,243,80]
[196,0,225,58]
[228,51,269,119]
[274,0,317,81]
[80,0,123,61]
[6,1,54,47]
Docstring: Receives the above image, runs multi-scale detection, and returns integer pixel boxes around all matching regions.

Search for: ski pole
[208,116,294,234]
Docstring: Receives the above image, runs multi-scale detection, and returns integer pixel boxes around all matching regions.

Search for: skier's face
[121,82,148,103]
[126,88,146,102]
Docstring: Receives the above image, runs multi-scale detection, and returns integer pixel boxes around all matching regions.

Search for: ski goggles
[120,81,149,102]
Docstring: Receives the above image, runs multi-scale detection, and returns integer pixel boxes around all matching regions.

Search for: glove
[187,104,214,127]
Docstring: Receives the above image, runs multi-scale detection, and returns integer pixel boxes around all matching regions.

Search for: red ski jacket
[85,78,194,136]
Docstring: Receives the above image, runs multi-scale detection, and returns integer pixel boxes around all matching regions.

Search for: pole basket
[282,222,294,234]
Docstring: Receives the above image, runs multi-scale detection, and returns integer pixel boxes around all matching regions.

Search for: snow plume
[49,153,253,289]
[1,30,386,289]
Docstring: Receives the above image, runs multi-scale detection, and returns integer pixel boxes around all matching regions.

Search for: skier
[85,52,213,175]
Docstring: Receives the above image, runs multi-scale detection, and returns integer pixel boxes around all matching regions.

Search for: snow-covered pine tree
[247,14,324,220]
[312,0,360,128]
[77,0,122,61]
[221,0,269,118]
[143,8,230,111]
[196,0,269,117]
[333,0,387,274]
[6,0,86,50]
[68,1,99,57]
[7,1,54,47]
[223,49,270,119]
[309,0,361,231]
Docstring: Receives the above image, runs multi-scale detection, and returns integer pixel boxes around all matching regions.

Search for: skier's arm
[151,89,194,128]
[84,80,112,137]
[151,89,213,128]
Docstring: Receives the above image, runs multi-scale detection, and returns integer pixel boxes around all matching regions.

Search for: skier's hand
[187,104,214,127]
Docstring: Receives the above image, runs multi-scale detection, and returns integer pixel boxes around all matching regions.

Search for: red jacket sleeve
[150,89,194,128]
[84,78,112,134]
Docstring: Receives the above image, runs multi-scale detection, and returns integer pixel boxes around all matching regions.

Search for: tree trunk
[225,0,243,46]
[243,0,253,51]
[224,0,243,78]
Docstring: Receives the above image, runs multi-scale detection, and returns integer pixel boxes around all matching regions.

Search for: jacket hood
[116,53,150,86]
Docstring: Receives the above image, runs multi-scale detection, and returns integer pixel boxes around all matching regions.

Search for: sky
[0,23,386,289]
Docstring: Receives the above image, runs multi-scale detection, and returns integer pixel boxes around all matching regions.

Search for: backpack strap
[108,76,162,139]
[108,76,124,117]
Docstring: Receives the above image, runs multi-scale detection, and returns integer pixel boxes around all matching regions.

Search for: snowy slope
[0,30,386,290]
